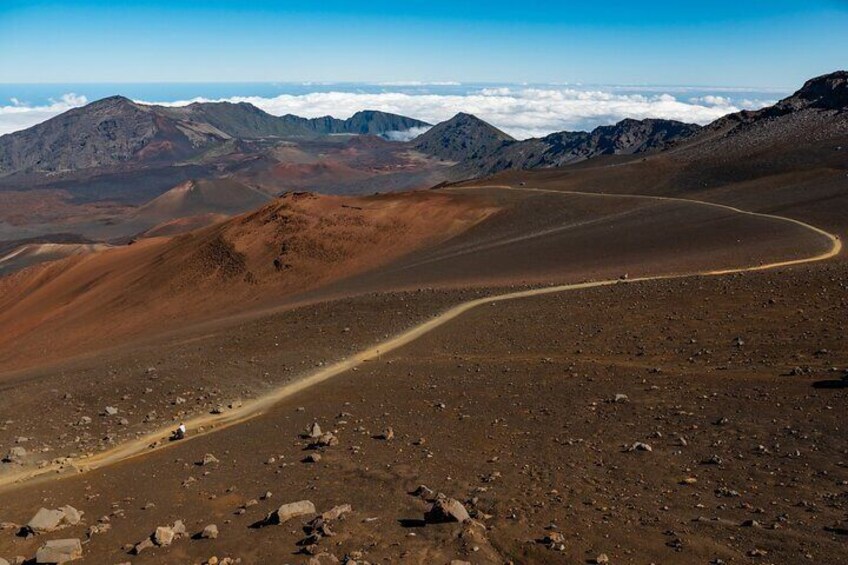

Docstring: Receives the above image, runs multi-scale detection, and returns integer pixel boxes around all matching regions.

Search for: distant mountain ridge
[0,96,430,176]
[418,115,701,177]
[167,102,430,138]
[423,70,848,178]
[2,70,845,183]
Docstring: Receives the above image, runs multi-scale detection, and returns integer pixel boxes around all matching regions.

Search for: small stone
[303,453,322,463]
[198,453,219,466]
[104,406,118,416]
[410,484,435,499]
[592,554,610,564]
[133,538,154,555]
[321,504,352,521]
[628,442,652,452]
[154,526,175,546]
[310,433,338,448]
[201,524,219,539]
[308,422,322,438]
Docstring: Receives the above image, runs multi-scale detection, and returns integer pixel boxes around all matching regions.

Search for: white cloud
[0,93,88,136]
[689,95,733,106]
[381,126,432,141]
[0,88,777,140]
[145,88,773,139]
[376,81,462,86]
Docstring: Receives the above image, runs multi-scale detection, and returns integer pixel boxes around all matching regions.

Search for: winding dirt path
[0,185,840,492]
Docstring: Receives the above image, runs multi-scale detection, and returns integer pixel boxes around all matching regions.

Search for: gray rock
[201,524,219,539]
[35,538,82,563]
[103,406,118,416]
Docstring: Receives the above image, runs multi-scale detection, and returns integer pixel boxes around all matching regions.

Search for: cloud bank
[0,94,88,136]
[1,88,774,140]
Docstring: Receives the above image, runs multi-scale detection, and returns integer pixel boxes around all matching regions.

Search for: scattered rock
[132,538,154,555]
[539,531,566,551]
[198,453,220,466]
[307,553,339,565]
[35,538,82,564]
[628,442,653,452]
[135,519,187,552]
[2,446,26,464]
[410,484,435,500]
[266,500,316,525]
[321,504,352,521]
[307,422,322,439]
[310,433,338,448]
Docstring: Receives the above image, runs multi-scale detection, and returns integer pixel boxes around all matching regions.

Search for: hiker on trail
[173,423,187,441]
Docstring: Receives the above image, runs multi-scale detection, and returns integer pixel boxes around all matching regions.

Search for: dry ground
[0,177,845,564]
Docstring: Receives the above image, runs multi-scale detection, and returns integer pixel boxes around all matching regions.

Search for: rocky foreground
[1,257,846,564]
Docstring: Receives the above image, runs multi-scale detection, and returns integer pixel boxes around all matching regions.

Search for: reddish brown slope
[0,191,494,371]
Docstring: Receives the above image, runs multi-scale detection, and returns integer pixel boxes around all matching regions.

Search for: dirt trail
[0,185,840,492]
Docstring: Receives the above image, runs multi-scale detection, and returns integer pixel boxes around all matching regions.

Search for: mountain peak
[85,95,139,110]
[412,113,513,161]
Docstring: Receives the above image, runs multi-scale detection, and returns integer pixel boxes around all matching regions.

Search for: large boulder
[425,498,470,524]
[26,506,82,534]
[268,500,315,525]
[35,538,82,563]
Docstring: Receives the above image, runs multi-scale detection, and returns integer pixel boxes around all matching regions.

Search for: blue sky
[1,1,847,86]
